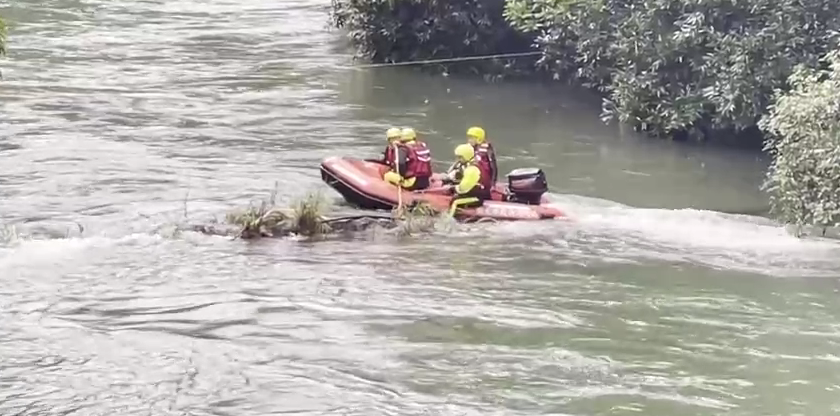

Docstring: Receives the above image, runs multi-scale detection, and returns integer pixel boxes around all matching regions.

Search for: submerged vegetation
[218,185,442,239]
[1,15,7,56]
[0,188,445,245]
[224,189,333,238]
[330,0,840,235]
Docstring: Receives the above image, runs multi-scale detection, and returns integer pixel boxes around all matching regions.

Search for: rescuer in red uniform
[367,127,402,167]
[383,127,432,191]
[466,126,498,185]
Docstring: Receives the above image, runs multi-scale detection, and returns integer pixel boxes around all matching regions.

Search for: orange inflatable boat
[319,156,567,221]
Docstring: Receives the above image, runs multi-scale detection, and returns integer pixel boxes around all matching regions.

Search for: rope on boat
[353,51,543,69]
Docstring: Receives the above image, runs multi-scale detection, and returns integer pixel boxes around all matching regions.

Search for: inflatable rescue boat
[319,156,567,221]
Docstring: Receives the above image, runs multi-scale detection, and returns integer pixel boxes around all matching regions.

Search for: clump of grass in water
[225,182,331,238]
[221,183,444,239]
[225,185,283,238]
[290,192,331,237]
[392,201,443,237]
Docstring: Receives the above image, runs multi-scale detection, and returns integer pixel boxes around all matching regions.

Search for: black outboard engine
[506,167,548,205]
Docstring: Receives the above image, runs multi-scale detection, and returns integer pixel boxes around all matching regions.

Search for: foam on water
[0,232,166,271]
[4,190,839,279]
[486,193,840,277]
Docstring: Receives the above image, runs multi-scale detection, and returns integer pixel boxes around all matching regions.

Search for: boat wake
[482,193,840,278]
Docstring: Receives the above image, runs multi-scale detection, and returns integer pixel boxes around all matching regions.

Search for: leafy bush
[504,0,840,141]
[759,51,840,235]
[330,0,537,78]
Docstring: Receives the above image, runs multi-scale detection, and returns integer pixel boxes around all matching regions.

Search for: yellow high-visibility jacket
[455,164,481,195]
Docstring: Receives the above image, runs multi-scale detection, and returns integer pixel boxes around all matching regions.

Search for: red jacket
[474,142,498,184]
[475,158,493,192]
[382,145,396,168]
[402,141,432,179]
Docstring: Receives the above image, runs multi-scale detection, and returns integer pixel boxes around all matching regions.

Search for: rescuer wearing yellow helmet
[466,126,498,184]
[382,127,433,191]
[386,127,402,142]
[447,143,492,216]
[369,127,402,167]
[466,126,485,143]
[400,127,417,142]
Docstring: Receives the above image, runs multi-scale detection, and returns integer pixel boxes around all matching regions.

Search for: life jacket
[474,142,498,184]
[474,157,493,192]
[383,145,396,168]
[402,140,432,179]
[454,158,492,196]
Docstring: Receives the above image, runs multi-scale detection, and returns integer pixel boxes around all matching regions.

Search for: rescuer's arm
[455,165,480,194]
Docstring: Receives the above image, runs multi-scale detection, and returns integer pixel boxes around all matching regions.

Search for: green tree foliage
[330,0,536,77]
[504,0,840,141]
[759,51,840,234]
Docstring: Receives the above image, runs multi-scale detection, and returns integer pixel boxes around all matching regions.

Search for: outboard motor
[506,167,548,205]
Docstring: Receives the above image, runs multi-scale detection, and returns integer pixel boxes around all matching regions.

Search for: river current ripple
[3,1,840,415]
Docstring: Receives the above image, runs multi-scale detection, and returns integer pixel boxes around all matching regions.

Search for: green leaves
[760,51,840,231]
[330,0,536,77]
[505,0,840,141]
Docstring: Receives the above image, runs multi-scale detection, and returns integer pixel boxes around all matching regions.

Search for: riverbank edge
[327,0,553,83]
[328,0,840,151]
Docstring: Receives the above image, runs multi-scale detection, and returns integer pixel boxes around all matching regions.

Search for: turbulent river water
[3,1,840,415]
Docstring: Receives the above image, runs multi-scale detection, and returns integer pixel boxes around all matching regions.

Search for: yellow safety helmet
[466,126,486,144]
[454,143,475,162]
[386,127,401,142]
[400,127,417,142]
